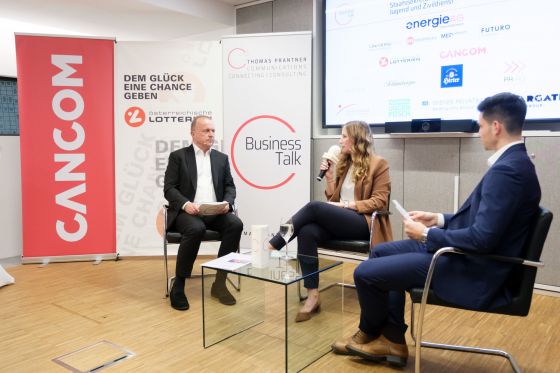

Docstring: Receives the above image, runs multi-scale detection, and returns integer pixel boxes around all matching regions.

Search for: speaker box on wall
[411,118,441,133]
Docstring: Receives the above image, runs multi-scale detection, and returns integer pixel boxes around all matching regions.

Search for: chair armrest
[434,247,544,268]
[417,247,544,313]
[163,204,169,232]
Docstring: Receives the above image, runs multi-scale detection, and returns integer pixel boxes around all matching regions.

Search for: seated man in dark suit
[332,92,541,367]
[164,115,243,311]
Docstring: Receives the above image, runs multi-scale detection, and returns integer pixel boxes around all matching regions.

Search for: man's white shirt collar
[487,140,524,167]
[193,143,211,156]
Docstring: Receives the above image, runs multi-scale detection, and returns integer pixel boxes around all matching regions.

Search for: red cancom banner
[16,35,116,259]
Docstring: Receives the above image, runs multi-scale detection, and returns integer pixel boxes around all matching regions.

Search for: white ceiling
[0,0,254,41]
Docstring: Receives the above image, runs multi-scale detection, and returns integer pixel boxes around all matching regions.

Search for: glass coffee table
[201,254,343,372]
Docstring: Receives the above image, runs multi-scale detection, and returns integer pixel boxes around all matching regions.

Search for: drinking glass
[278,219,294,260]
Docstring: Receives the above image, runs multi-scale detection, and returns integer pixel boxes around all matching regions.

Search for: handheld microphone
[316,145,341,181]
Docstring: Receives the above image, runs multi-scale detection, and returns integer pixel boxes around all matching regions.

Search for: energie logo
[406,14,463,29]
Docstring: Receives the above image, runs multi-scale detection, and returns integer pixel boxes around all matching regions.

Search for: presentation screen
[323,0,560,128]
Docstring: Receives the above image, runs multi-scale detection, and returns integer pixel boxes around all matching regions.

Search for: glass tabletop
[202,253,342,285]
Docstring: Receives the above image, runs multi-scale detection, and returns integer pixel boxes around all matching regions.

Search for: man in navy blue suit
[332,92,541,367]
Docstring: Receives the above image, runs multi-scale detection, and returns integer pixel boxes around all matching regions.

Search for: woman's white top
[340,165,355,202]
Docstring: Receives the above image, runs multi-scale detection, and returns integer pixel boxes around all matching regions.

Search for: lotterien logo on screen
[440,64,463,88]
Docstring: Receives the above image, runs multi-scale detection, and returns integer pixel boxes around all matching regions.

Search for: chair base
[410,297,522,373]
[417,341,521,373]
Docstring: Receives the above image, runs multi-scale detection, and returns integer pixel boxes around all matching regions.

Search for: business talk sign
[230,115,303,190]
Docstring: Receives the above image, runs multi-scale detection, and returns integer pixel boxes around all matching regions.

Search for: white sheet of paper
[201,252,251,271]
[392,200,412,221]
[198,201,229,216]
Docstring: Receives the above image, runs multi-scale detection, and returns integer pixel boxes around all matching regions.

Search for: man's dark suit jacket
[426,143,541,310]
[163,145,236,228]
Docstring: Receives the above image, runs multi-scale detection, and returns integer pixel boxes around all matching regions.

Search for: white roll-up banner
[115,41,222,255]
[222,32,312,251]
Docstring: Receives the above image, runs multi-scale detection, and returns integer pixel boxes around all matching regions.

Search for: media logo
[481,24,510,34]
[526,94,560,103]
[379,55,420,68]
[387,99,411,119]
[124,106,145,127]
[441,65,463,88]
[504,61,525,73]
[406,14,463,30]
[503,61,526,83]
[406,35,438,45]
[334,3,354,26]
[440,47,486,59]
[441,30,468,40]
[379,57,389,67]
[368,42,392,50]
[336,103,357,116]
[384,80,416,88]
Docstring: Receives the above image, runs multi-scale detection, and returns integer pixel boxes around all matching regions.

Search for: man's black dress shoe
[211,283,236,305]
[170,286,189,311]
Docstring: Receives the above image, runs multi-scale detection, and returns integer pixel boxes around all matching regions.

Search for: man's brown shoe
[331,330,374,355]
[346,334,408,367]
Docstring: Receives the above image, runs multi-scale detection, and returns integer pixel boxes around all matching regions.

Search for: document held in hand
[198,201,229,216]
[392,200,412,221]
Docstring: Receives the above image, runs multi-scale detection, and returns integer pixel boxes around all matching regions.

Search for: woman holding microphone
[268,120,393,322]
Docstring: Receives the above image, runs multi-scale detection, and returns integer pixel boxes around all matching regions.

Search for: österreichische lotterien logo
[441,64,463,88]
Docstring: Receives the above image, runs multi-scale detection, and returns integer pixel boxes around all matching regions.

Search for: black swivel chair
[163,204,239,297]
[408,206,553,373]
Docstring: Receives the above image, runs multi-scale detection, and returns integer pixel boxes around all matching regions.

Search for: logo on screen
[334,4,354,26]
[481,24,510,34]
[441,65,463,88]
[406,14,464,30]
[440,47,486,59]
[526,94,560,103]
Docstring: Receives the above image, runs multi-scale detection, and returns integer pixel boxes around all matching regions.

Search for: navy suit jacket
[163,145,236,228]
[426,143,541,310]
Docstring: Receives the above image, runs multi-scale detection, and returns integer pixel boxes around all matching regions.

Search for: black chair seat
[321,239,370,254]
[319,210,391,256]
[165,230,221,244]
[409,287,534,317]
[408,289,479,310]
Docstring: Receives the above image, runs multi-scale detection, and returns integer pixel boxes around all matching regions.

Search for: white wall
[0,1,235,260]
[0,137,22,259]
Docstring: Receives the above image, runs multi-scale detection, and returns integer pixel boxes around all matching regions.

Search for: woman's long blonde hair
[336,120,374,182]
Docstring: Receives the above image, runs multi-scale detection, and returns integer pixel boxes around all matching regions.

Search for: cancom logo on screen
[406,14,464,30]
[230,115,302,190]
